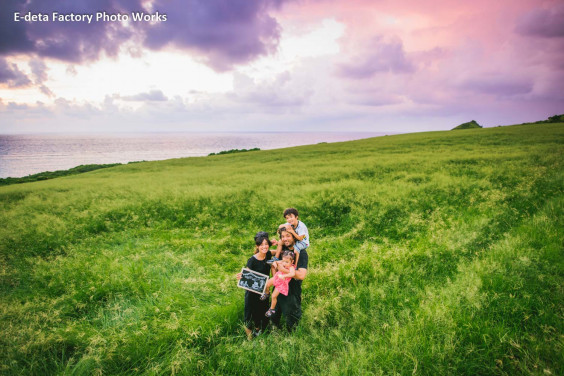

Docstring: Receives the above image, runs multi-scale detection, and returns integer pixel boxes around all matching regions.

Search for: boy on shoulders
[268,207,309,266]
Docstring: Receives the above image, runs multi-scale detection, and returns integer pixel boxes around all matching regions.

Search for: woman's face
[257,239,270,253]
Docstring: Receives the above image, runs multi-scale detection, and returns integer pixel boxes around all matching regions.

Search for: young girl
[263,251,296,318]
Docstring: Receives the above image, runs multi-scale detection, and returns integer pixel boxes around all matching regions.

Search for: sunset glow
[1,0,562,133]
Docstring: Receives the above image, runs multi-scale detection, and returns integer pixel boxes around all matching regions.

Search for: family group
[236,208,310,339]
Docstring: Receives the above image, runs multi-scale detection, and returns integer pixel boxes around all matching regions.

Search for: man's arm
[273,240,283,258]
[281,266,296,279]
[294,267,307,280]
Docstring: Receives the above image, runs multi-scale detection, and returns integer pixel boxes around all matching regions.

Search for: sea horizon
[0,131,394,178]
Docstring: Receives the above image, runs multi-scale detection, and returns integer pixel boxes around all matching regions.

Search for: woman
[236,231,277,339]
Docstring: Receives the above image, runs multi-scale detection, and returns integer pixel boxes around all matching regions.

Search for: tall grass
[1,123,562,375]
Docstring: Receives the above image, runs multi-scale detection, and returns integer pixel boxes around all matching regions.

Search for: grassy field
[1,123,562,375]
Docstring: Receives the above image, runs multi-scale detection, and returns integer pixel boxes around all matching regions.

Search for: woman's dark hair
[283,208,299,218]
[254,231,272,247]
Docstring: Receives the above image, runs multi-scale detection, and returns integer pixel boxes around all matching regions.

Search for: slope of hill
[1,123,562,375]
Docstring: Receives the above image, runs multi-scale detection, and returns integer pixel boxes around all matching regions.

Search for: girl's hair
[254,231,272,253]
[281,251,295,262]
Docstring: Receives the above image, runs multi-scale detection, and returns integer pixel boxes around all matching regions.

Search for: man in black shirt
[270,227,308,331]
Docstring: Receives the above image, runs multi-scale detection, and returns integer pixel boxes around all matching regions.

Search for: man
[270,226,308,331]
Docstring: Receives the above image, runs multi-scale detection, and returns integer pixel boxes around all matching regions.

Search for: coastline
[0,131,391,179]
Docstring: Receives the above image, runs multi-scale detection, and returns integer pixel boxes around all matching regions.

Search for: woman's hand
[236,272,242,280]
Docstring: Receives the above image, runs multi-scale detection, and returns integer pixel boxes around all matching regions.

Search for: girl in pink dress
[263,251,296,318]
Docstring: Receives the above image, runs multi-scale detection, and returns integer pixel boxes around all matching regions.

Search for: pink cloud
[277,0,564,125]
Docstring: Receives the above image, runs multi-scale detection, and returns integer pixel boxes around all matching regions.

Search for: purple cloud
[0,58,31,87]
[29,58,48,83]
[30,55,54,96]
[227,72,311,109]
[1,0,285,70]
[337,37,415,79]
[350,93,404,107]
[0,0,35,54]
[460,76,533,97]
[121,90,168,101]
[1,0,140,63]
[516,6,564,38]
[7,101,29,110]
[143,0,283,71]
[39,85,54,97]
[30,1,139,62]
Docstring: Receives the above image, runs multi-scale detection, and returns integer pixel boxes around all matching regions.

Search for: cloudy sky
[1,0,563,134]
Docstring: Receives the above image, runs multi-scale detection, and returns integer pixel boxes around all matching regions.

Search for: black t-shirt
[245,251,272,276]
[287,248,308,299]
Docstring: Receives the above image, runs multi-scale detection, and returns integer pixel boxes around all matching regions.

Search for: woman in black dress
[236,231,276,339]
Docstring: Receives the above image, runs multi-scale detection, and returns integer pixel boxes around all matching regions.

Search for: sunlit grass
[1,123,563,375]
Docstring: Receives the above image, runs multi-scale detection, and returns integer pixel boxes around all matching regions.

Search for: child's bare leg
[267,277,277,293]
[265,278,273,289]
[270,288,280,310]
[265,288,280,317]
[261,278,273,300]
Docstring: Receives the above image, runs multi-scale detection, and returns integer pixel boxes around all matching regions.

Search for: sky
[0,0,563,134]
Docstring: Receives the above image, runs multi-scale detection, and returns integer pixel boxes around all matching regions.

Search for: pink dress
[272,268,294,296]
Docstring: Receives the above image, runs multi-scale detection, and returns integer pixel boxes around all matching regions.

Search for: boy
[268,207,309,266]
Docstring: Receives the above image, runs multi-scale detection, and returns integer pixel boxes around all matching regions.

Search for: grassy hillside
[1,123,563,375]
[452,120,482,130]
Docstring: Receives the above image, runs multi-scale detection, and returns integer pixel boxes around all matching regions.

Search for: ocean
[0,132,388,178]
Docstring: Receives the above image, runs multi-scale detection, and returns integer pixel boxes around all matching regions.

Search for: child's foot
[266,257,280,265]
[260,293,269,301]
[265,308,276,318]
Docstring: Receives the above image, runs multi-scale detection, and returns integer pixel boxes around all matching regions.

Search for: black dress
[244,252,272,331]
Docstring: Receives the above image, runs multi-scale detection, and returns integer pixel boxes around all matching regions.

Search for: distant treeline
[519,114,564,125]
[208,148,260,156]
[453,115,564,130]
[0,163,122,186]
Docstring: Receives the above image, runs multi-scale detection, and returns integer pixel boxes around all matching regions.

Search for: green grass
[0,163,123,186]
[1,123,563,375]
